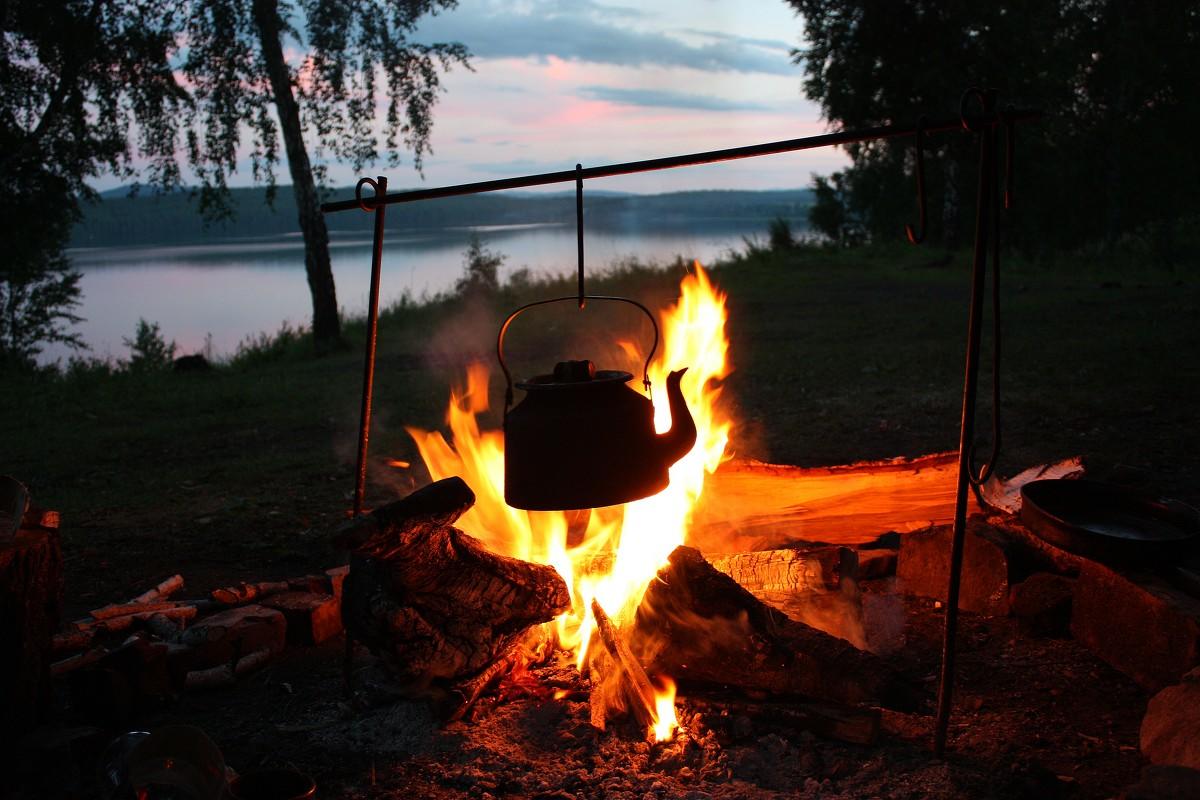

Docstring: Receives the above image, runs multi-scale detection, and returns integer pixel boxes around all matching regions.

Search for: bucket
[228,768,316,800]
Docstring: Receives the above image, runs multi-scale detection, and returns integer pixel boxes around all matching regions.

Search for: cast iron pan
[1020,479,1200,564]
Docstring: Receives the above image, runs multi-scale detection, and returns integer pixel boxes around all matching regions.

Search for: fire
[407,263,731,741]
[652,676,679,742]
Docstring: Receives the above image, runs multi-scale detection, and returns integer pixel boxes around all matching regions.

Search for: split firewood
[684,694,881,746]
[50,645,110,677]
[72,604,197,635]
[52,628,95,657]
[131,574,185,604]
[341,477,571,690]
[634,546,922,711]
[184,646,273,690]
[448,626,550,721]
[209,580,290,606]
[591,599,658,731]
[90,600,179,621]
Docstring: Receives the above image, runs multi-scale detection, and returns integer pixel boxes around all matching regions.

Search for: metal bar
[576,163,585,308]
[321,110,1038,214]
[935,91,999,756]
[352,175,388,516]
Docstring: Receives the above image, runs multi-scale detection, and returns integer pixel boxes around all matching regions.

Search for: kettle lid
[516,359,633,390]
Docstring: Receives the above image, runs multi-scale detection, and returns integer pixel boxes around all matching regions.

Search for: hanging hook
[904,116,928,245]
[1003,105,1015,210]
[576,164,585,309]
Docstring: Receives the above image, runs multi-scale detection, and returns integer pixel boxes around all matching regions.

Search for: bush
[454,234,505,296]
[768,216,797,251]
[123,318,176,372]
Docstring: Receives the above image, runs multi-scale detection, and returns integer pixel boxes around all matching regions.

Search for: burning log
[340,478,571,692]
[591,599,658,731]
[635,546,921,711]
[684,694,881,746]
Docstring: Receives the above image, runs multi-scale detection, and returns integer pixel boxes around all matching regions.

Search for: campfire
[406,264,731,740]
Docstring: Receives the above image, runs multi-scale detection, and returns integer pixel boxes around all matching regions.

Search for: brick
[181,604,286,670]
[896,516,1011,613]
[1072,560,1200,692]
[263,591,342,645]
[1008,572,1074,637]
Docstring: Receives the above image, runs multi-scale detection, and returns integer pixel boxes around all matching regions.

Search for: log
[0,526,63,737]
[634,546,921,711]
[691,453,979,552]
[209,580,290,606]
[72,604,197,635]
[342,477,571,690]
[591,599,658,731]
[90,600,179,621]
[131,574,185,604]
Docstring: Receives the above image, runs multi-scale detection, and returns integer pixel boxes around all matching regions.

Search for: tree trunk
[252,0,341,349]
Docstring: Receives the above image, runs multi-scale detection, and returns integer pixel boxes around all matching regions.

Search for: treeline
[790,0,1200,261]
[71,188,813,248]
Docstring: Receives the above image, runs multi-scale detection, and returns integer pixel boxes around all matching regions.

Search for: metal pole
[352,175,388,517]
[320,110,1037,215]
[934,91,998,756]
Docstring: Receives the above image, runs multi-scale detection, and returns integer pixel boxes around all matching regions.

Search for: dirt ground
[17,587,1148,799]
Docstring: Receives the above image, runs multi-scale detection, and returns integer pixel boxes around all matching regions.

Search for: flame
[406,263,731,734]
[652,676,678,742]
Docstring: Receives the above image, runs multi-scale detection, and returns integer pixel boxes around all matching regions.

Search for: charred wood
[341,478,571,690]
[635,546,921,711]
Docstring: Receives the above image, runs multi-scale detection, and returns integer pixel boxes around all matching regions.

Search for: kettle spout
[655,367,698,467]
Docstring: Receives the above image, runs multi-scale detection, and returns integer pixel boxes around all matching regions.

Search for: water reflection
[53,222,765,363]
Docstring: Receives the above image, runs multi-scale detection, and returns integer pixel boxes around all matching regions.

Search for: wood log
[634,546,921,711]
[72,605,197,635]
[691,453,979,552]
[591,599,658,731]
[0,526,63,737]
[131,574,185,604]
[342,477,571,690]
[209,580,290,606]
[90,600,179,620]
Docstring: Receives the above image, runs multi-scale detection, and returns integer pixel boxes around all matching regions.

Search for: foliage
[788,0,1200,257]
[454,235,505,296]
[767,216,797,251]
[179,0,469,217]
[0,0,186,367]
[123,318,177,372]
[808,173,865,246]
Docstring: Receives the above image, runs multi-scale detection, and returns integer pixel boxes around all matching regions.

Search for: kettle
[497,296,697,511]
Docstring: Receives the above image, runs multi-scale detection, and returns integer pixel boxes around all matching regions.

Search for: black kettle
[497,296,697,511]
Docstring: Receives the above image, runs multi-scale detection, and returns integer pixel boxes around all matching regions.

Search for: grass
[3,240,1197,610]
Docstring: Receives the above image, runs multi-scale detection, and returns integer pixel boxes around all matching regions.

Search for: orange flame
[406,263,731,738]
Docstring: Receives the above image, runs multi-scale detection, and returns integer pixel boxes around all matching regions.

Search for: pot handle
[497,295,659,410]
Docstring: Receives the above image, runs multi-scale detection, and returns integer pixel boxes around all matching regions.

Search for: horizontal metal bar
[321,109,1039,215]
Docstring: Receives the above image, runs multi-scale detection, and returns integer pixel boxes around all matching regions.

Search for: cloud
[415,2,795,75]
[578,85,771,112]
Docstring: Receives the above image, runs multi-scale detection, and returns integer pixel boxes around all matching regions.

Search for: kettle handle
[497,295,659,410]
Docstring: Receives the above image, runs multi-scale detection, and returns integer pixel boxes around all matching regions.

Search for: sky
[101,0,848,194]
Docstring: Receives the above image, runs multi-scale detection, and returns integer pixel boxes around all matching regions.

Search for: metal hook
[576,164,585,309]
[1003,106,1015,210]
[355,177,381,212]
[905,116,928,245]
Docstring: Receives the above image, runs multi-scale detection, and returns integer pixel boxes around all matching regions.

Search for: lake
[53,221,778,364]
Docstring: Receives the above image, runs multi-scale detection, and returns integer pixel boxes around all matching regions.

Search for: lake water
[53,222,772,364]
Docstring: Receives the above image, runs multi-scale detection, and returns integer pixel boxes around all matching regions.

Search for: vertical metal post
[353,175,388,517]
[934,91,998,756]
[576,164,586,308]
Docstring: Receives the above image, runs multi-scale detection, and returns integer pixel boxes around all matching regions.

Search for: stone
[1120,766,1200,800]
[896,516,1011,613]
[1140,666,1200,769]
[1008,572,1074,637]
[263,591,342,645]
[1071,560,1200,692]
[180,604,286,670]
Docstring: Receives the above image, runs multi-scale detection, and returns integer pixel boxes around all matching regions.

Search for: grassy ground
[3,242,1198,611]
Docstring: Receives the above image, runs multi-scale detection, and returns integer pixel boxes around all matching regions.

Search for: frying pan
[1020,479,1200,564]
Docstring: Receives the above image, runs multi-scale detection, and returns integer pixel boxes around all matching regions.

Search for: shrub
[123,318,176,372]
